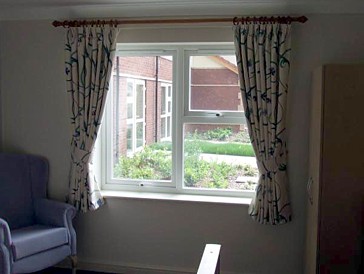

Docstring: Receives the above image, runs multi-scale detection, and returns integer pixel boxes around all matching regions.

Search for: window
[126,79,145,154]
[101,43,258,198]
[161,83,172,140]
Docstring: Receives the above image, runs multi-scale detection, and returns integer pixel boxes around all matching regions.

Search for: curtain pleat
[65,26,119,212]
[234,23,292,225]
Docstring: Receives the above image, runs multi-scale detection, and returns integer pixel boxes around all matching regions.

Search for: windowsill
[101,190,252,205]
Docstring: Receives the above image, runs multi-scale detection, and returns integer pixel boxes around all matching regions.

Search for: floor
[39,268,112,274]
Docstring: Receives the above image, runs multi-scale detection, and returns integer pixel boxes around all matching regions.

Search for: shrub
[149,141,172,151]
[114,146,172,180]
[114,141,258,189]
[208,162,233,188]
[203,127,233,141]
[241,164,257,176]
[189,161,258,189]
[228,130,251,143]
[184,157,210,187]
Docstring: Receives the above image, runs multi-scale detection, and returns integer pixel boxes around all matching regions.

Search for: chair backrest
[0,153,48,229]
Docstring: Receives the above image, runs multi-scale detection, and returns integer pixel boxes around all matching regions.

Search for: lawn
[150,140,255,157]
[198,141,255,157]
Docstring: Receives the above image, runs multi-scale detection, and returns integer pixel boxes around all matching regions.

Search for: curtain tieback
[257,156,287,179]
[257,157,277,173]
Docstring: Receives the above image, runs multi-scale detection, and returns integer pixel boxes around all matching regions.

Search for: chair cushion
[11,225,68,260]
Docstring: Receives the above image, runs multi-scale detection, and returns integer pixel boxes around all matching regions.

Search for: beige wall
[1,15,364,274]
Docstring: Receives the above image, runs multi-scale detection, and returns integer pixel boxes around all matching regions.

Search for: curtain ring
[109,20,114,27]
[233,17,239,25]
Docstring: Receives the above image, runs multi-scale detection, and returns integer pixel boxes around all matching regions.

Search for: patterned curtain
[65,26,119,212]
[233,23,292,225]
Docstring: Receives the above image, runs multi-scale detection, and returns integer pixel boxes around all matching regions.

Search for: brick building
[111,55,242,162]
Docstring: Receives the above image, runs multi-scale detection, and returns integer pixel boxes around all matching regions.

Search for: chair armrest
[34,199,77,255]
[0,218,11,247]
[34,198,76,228]
[0,218,11,274]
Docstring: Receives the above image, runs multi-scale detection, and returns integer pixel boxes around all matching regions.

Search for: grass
[198,141,255,157]
[150,141,255,157]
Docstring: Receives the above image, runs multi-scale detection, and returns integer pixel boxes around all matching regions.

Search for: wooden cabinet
[305,65,364,274]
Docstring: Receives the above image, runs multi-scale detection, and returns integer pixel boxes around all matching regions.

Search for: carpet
[39,267,113,274]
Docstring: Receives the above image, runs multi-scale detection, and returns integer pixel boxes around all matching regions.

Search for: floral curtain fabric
[65,26,119,212]
[234,23,292,225]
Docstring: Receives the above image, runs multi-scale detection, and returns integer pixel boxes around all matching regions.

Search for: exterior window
[126,79,145,154]
[161,84,172,140]
[102,44,258,197]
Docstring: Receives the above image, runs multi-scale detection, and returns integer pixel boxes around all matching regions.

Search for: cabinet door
[305,67,324,274]
[319,65,364,273]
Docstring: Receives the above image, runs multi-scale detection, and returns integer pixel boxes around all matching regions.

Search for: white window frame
[125,78,146,155]
[100,43,255,199]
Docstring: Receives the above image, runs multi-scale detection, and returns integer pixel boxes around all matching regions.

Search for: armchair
[0,153,77,274]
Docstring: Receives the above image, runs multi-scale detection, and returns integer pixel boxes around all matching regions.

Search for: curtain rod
[52,16,308,28]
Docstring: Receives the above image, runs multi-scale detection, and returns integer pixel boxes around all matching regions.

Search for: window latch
[207,112,223,117]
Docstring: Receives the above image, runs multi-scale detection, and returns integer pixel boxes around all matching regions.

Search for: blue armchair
[0,153,77,274]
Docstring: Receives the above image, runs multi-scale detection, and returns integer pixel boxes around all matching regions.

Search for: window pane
[127,124,133,152]
[136,84,144,119]
[127,82,133,97]
[127,103,133,119]
[161,117,166,139]
[111,55,173,182]
[136,122,144,148]
[167,116,171,137]
[189,55,242,112]
[168,86,172,97]
[183,124,258,190]
[161,86,166,114]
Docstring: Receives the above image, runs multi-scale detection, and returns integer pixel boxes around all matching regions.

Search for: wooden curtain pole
[52,16,308,28]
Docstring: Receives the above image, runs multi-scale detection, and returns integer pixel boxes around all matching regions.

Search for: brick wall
[117,56,172,81]
[190,68,240,111]
[191,68,238,85]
